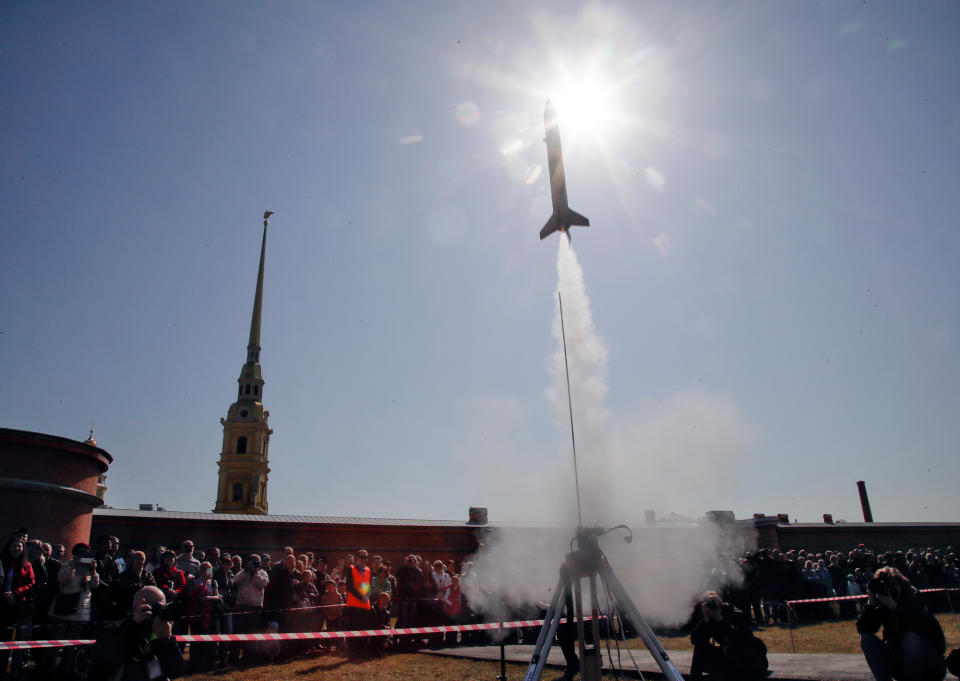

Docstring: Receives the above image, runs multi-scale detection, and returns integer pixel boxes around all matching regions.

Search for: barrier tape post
[496,616,507,681]
[786,602,796,654]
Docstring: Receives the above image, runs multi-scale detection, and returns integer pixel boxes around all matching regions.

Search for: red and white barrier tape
[0,616,591,650]
[786,587,958,607]
[177,618,552,643]
[3,596,471,634]
[1,600,386,633]
[786,594,867,605]
[0,639,97,650]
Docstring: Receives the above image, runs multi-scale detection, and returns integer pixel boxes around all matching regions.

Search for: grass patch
[178,614,960,679]
[180,652,571,681]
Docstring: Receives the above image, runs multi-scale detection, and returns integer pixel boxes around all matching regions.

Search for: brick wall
[0,429,112,550]
[91,513,483,566]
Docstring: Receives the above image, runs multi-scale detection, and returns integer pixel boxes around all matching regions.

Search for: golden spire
[246,210,272,362]
[84,420,97,447]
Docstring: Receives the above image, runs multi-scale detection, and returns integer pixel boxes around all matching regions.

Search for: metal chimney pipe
[857,480,874,523]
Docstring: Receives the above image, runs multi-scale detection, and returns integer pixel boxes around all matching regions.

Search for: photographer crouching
[857,567,946,681]
[689,590,768,681]
[87,586,185,681]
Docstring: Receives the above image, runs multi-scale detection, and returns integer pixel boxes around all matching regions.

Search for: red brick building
[0,428,112,550]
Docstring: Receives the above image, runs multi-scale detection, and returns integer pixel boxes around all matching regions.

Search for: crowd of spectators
[0,527,481,678]
[1,525,958,679]
[705,544,960,625]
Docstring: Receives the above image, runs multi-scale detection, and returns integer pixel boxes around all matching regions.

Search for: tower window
[245,385,251,395]
[237,436,247,454]
[232,483,243,502]
[254,385,259,395]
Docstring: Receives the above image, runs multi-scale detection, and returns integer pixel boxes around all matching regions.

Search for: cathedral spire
[246,211,272,364]
[214,211,274,514]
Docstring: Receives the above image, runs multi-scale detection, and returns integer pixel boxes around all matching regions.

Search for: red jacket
[5,561,35,603]
[153,566,186,595]
[185,579,216,629]
[2,560,35,616]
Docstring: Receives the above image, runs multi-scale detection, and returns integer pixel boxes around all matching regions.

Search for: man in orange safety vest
[344,549,376,654]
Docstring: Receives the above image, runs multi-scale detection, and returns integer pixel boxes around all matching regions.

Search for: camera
[148,601,183,623]
[867,576,888,596]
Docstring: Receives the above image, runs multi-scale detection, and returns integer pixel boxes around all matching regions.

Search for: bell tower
[214,211,274,514]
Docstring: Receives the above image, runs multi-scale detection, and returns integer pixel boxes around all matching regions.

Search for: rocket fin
[563,208,590,227]
[540,215,559,240]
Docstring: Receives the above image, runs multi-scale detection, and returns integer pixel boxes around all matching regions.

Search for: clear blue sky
[2,2,958,524]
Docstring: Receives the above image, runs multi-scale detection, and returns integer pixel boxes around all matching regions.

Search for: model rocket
[539,99,590,240]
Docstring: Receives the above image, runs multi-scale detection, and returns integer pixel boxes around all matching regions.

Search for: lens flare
[455,101,480,126]
[523,164,543,185]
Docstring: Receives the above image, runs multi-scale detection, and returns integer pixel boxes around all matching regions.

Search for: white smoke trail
[546,237,612,525]
[464,238,753,626]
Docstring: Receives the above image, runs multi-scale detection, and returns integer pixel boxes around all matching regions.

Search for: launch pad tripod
[523,525,684,681]
[524,293,683,680]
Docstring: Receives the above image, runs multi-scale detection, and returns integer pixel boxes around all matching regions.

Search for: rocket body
[540,99,590,240]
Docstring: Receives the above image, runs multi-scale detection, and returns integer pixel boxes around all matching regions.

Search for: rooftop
[93,507,475,527]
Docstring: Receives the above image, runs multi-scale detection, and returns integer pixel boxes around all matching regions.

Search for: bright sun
[550,76,616,139]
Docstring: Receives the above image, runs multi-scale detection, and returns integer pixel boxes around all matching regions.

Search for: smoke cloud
[464,239,754,626]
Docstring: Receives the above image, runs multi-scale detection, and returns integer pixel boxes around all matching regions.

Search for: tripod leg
[557,579,579,676]
[524,576,567,681]
[573,575,588,666]
[597,563,685,681]
[579,573,602,681]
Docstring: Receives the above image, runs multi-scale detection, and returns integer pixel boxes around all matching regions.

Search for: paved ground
[424,644,874,681]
